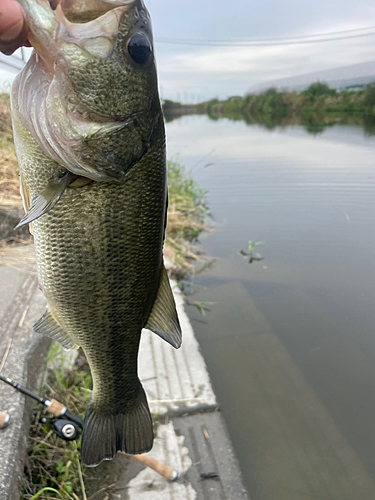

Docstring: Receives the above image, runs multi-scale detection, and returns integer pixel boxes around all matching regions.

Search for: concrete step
[0,257,49,500]
[0,251,250,500]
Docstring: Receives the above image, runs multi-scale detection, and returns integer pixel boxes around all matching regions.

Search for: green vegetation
[0,93,20,207]
[162,100,205,123]
[204,82,375,132]
[162,99,183,110]
[175,281,215,316]
[300,82,336,101]
[364,83,375,116]
[21,346,91,500]
[17,159,209,497]
[0,93,209,273]
[165,158,208,273]
[240,241,264,264]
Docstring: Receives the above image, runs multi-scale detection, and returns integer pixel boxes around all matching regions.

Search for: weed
[0,93,209,275]
[240,241,264,264]
[0,94,20,208]
[164,158,209,273]
[21,349,91,500]
[174,281,215,317]
[189,300,215,317]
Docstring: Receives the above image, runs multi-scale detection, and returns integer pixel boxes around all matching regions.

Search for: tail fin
[80,384,153,467]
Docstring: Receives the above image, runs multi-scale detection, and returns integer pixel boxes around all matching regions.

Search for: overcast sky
[1,0,375,99]
[147,0,375,100]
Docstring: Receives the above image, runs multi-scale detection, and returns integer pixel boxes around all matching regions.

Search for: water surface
[166,115,375,499]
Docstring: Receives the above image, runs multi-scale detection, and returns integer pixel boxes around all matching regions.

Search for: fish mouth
[17,0,149,70]
[59,0,140,23]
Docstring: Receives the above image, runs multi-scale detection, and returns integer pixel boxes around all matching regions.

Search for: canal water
[166,115,375,499]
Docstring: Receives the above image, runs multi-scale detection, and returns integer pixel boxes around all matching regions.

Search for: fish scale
[11,0,182,466]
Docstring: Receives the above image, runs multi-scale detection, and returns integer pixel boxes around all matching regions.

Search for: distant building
[248,60,375,94]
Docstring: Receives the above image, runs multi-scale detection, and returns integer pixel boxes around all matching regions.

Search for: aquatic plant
[240,241,264,264]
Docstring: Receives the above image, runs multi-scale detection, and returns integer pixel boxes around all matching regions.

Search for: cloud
[156,23,375,99]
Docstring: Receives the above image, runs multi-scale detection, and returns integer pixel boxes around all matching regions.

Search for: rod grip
[48,399,66,417]
[0,412,10,429]
[132,454,179,481]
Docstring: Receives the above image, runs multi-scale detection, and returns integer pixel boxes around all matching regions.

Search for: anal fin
[145,266,182,349]
[15,171,72,230]
[33,309,79,351]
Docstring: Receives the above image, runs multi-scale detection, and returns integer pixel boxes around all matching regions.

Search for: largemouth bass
[11,0,181,467]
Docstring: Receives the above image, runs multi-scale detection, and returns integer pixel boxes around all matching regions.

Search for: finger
[0,0,28,55]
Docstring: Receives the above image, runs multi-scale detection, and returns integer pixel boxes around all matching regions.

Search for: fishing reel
[0,373,84,442]
[39,415,82,442]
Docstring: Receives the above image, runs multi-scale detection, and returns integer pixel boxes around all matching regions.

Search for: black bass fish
[11,0,181,467]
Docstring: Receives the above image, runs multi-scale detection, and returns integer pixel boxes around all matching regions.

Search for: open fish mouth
[13,0,157,187]
[58,0,143,23]
[16,0,151,69]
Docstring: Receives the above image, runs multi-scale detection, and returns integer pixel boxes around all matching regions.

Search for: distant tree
[205,98,220,115]
[364,84,375,116]
[260,88,288,118]
[301,82,336,101]
[162,99,182,109]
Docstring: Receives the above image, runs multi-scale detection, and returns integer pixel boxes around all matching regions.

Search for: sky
[147,0,375,100]
[1,0,375,99]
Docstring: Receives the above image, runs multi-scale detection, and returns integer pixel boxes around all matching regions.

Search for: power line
[156,26,375,47]
[229,24,375,41]
[0,53,24,72]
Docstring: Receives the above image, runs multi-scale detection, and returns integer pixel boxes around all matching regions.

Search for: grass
[0,91,209,273]
[0,93,209,498]
[0,93,21,208]
[164,158,209,273]
[0,93,209,496]
[21,345,126,500]
[204,83,374,132]
[21,346,91,500]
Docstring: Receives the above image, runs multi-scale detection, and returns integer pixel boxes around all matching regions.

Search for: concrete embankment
[0,246,250,500]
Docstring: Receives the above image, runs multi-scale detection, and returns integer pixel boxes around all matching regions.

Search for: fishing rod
[0,374,179,481]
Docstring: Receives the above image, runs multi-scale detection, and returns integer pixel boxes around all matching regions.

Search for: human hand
[0,0,28,55]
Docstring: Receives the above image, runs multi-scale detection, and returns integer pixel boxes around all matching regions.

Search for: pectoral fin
[33,309,79,351]
[19,172,33,235]
[146,267,182,349]
[15,171,72,230]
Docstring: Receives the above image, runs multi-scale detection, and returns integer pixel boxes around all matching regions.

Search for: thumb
[0,1,28,55]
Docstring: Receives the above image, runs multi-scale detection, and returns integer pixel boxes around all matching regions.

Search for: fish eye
[127,33,152,64]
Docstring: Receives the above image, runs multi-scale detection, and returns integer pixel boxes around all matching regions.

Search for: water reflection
[164,106,375,139]
[166,114,375,500]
